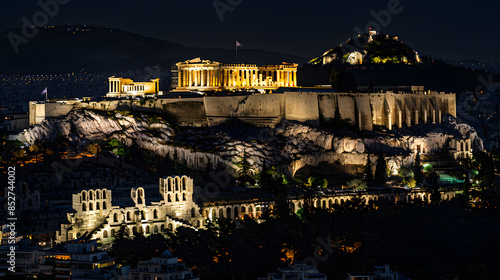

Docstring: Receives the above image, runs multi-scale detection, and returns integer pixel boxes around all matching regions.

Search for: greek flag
[41,87,47,95]
[236,41,242,47]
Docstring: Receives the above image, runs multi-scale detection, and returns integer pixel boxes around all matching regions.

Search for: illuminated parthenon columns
[174,58,298,91]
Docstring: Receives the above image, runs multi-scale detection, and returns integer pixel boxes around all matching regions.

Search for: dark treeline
[107,194,500,280]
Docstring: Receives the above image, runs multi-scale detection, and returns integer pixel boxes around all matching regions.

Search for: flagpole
[235,43,238,63]
[45,88,47,101]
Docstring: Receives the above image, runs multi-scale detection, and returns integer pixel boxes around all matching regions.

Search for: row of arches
[289,192,453,212]
[112,209,161,223]
[82,201,107,212]
[161,176,190,193]
[99,223,177,239]
[167,193,187,202]
[203,204,263,221]
[81,189,108,202]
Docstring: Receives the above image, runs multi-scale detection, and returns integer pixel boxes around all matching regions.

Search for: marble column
[201,70,205,87]
[178,71,182,88]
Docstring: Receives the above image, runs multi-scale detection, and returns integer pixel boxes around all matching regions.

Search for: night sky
[1,0,498,62]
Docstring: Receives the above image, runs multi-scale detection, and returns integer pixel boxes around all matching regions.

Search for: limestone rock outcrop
[23,109,482,178]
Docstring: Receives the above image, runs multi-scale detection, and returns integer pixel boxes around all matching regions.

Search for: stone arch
[168,223,173,231]
[103,201,107,209]
[146,225,150,234]
[102,190,107,199]
[154,209,158,219]
[226,207,232,220]
[82,202,87,211]
[96,190,101,200]
[137,226,143,234]
[234,206,239,219]
[103,230,108,238]
[82,191,87,201]
[154,225,158,234]
[322,200,326,209]
[132,226,137,235]
[241,206,246,217]
[76,232,81,238]
[111,229,115,237]
[126,212,131,221]
[211,209,217,219]
[161,224,165,232]
[191,207,196,218]
[96,202,100,210]
[89,190,94,200]
[168,194,172,202]
[219,208,224,218]
[141,210,146,220]
[175,194,179,202]
[248,206,253,218]
[113,213,118,222]
[328,199,333,209]
[137,188,144,205]
[182,177,187,191]
[89,202,93,211]
[175,177,180,191]
[183,193,186,201]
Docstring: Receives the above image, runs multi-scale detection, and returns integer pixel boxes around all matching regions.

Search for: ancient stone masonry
[173,58,298,91]
[56,175,457,245]
[30,90,456,130]
[57,176,199,244]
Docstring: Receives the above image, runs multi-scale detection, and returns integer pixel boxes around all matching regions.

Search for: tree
[399,167,416,188]
[365,157,374,181]
[474,152,495,190]
[375,154,387,184]
[347,179,368,190]
[413,153,423,186]
[86,143,102,155]
[29,140,41,163]
[235,152,254,186]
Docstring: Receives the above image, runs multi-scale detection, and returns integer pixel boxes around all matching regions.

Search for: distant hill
[310,31,420,66]
[0,25,307,73]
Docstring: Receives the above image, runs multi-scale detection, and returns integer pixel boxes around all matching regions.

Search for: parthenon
[173,57,298,91]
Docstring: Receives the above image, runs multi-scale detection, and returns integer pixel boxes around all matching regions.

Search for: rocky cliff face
[24,109,483,178]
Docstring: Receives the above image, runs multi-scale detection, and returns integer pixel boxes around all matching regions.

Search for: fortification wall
[355,96,372,130]
[318,93,337,121]
[204,94,283,127]
[30,92,456,131]
[337,95,357,125]
[284,92,319,125]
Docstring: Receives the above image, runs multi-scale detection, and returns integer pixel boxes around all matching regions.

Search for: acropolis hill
[24,57,480,183]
